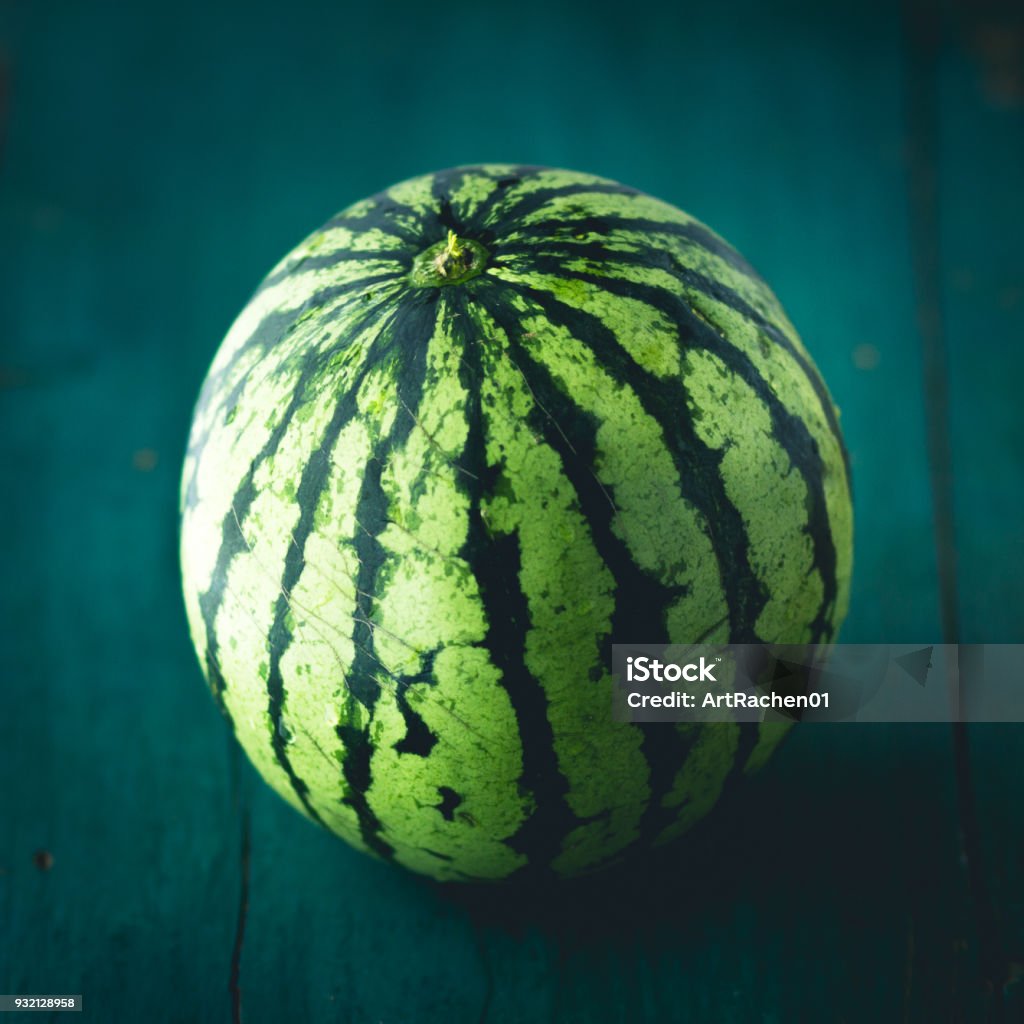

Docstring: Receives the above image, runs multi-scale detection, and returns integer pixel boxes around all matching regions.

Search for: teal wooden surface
[1,0,1022,1021]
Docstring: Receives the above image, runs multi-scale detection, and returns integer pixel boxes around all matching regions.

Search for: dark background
[2,0,1023,1020]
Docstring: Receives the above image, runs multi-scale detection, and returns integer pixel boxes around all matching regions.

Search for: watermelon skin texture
[180,166,853,882]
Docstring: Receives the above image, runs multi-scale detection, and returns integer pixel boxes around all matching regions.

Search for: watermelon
[179,165,853,882]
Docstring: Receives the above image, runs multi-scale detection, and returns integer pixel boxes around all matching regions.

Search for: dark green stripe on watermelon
[454,292,580,878]
[333,297,440,859]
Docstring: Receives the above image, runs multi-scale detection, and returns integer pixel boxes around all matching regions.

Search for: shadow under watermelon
[436,723,966,975]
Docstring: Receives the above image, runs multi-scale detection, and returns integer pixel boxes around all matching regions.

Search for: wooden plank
[0,8,241,1022]
[930,0,1024,1015]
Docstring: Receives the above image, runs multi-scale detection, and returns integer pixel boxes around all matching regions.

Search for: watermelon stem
[411,232,488,288]
[436,230,464,273]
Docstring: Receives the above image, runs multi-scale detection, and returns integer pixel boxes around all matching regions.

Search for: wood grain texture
[1,0,1021,1020]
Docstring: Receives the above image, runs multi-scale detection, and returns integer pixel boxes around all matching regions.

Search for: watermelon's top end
[410,230,489,288]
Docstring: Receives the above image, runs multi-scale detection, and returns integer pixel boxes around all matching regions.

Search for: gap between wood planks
[228,736,251,1024]
[229,810,251,1024]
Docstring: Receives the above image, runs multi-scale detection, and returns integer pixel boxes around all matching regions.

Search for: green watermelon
[180,165,853,882]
